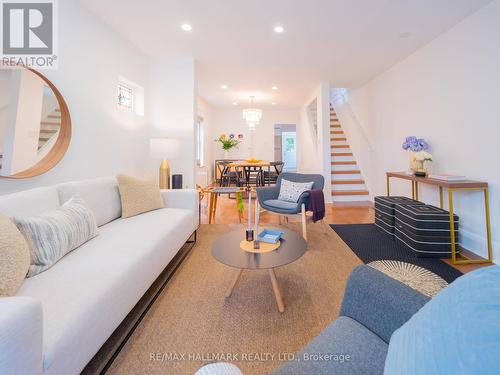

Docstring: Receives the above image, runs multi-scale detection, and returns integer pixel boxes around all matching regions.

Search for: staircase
[329,105,369,201]
[38,108,61,150]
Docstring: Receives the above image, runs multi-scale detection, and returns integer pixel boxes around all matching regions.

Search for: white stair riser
[332,195,370,202]
[330,147,351,152]
[332,173,362,180]
[331,155,355,162]
[332,184,367,191]
[331,164,359,171]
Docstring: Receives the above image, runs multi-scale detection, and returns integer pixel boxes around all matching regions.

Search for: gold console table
[386,172,492,265]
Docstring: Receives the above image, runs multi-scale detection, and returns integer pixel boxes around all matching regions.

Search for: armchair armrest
[0,297,43,375]
[340,265,430,343]
[256,186,280,205]
[161,189,199,226]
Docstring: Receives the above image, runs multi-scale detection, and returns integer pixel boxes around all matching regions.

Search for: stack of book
[428,173,467,181]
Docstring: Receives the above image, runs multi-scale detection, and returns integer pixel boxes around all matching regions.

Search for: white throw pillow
[14,195,99,277]
[278,179,314,203]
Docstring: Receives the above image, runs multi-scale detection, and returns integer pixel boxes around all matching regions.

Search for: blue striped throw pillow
[14,195,98,277]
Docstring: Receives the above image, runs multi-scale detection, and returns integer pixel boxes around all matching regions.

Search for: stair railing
[331,92,374,152]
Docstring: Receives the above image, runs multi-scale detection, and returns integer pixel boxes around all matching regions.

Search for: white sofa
[0,176,198,375]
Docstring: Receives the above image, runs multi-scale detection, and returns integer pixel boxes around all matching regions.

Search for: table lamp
[150,138,181,189]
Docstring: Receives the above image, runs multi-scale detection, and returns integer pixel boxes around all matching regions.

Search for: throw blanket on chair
[305,189,325,222]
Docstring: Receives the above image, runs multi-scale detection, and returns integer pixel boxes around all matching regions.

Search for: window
[117,83,134,110]
[196,117,204,167]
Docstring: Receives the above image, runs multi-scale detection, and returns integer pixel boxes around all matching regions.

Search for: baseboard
[81,231,197,375]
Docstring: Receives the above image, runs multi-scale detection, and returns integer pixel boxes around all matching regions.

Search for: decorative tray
[258,229,284,244]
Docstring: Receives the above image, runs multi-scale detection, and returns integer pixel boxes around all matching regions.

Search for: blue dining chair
[255,172,325,240]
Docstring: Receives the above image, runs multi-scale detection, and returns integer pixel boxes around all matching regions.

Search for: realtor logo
[1,0,58,69]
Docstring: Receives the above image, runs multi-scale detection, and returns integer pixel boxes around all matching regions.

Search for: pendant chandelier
[242,96,262,130]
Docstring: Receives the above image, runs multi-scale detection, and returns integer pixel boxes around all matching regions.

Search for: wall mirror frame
[0,65,71,179]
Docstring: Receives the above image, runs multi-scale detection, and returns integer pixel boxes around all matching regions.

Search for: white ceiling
[79,0,491,109]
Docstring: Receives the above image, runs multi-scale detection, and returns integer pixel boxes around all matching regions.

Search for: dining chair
[220,162,240,187]
[255,172,325,240]
[261,161,284,185]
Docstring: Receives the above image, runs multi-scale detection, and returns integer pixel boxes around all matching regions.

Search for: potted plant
[402,136,433,176]
[215,133,241,159]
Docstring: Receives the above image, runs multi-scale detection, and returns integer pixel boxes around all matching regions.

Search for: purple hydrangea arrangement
[402,136,429,152]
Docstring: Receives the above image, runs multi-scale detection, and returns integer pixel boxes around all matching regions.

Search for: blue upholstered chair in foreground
[256,173,324,240]
[197,265,500,375]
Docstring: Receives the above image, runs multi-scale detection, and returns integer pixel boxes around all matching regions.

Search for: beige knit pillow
[0,213,30,296]
[116,174,164,218]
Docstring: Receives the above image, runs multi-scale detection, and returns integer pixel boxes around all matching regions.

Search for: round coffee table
[212,228,307,313]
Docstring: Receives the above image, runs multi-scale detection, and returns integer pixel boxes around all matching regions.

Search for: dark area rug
[330,223,463,283]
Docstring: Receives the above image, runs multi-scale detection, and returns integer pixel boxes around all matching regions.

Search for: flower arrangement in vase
[215,133,241,159]
[402,136,433,176]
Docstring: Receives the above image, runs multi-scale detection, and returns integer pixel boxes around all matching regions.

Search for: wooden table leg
[226,269,243,298]
[211,194,218,223]
[269,268,284,313]
[208,192,214,224]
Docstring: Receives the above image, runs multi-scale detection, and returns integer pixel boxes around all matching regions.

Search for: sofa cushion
[0,187,60,219]
[16,206,197,375]
[384,266,500,375]
[0,214,30,296]
[273,316,388,375]
[116,174,164,218]
[56,176,122,227]
[263,199,299,212]
[14,195,99,277]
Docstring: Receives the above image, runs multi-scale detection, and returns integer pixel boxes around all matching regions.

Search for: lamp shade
[150,138,181,159]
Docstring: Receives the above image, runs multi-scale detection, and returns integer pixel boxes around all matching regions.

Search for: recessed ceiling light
[271,86,278,91]
[180,23,192,31]
[274,25,284,33]
[271,102,276,106]
[232,102,238,106]
[221,84,228,89]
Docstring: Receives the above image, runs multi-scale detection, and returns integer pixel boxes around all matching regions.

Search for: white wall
[197,97,214,186]
[333,0,500,262]
[0,0,152,193]
[148,58,197,188]
[297,82,331,201]
[2,69,45,175]
[211,108,300,162]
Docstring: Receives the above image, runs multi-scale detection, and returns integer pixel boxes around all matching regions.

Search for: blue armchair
[255,172,325,240]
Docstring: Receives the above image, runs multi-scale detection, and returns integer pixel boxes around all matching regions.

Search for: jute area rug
[108,223,362,375]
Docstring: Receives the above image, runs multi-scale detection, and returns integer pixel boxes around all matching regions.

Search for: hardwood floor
[200,194,489,274]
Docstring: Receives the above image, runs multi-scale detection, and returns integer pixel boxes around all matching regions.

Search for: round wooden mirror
[0,66,71,178]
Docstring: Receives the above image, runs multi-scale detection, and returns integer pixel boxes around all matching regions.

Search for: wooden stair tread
[331,152,353,156]
[332,190,369,196]
[330,131,344,134]
[331,137,346,141]
[40,129,58,134]
[48,115,61,119]
[331,179,365,185]
[331,170,360,174]
[330,125,341,128]
[331,145,350,149]
[331,161,356,165]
